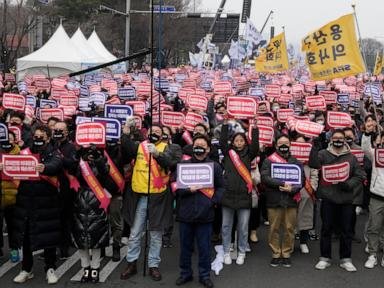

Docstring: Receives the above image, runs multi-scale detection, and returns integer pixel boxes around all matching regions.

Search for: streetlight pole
[125,0,130,57]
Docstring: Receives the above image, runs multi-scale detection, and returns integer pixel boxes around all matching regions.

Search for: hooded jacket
[309,140,366,204]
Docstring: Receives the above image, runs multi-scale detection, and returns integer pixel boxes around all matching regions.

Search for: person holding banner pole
[173,134,224,288]
[12,125,63,284]
[309,129,366,272]
[120,122,181,281]
[219,115,259,266]
[0,131,21,262]
[261,134,305,268]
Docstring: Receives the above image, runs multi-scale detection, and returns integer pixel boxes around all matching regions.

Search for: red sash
[170,182,214,199]
[182,154,192,161]
[104,151,125,193]
[20,148,59,188]
[64,170,80,192]
[228,149,253,193]
[182,131,193,145]
[140,141,167,189]
[79,159,111,211]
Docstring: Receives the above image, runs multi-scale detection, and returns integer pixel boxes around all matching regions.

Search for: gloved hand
[147,143,159,157]
[125,116,136,128]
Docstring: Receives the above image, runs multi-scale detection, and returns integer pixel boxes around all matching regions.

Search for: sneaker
[270,258,280,267]
[46,268,58,284]
[300,244,309,254]
[281,258,292,268]
[340,261,357,272]
[236,253,245,265]
[223,253,232,265]
[10,249,20,263]
[13,271,34,283]
[315,260,331,270]
[364,255,377,269]
[250,230,258,243]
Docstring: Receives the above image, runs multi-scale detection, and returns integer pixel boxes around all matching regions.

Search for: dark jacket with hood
[309,140,366,204]
[13,143,63,251]
[220,124,259,209]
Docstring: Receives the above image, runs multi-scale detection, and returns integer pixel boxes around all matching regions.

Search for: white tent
[87,31,116,62]
[17,24,84,79]
[70,28,106,64]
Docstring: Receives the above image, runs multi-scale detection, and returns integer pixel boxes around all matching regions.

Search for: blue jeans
[222,207,250,254]
[179,222,212,281]
[125,196,162,268]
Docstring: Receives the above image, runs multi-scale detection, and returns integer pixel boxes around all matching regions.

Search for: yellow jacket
[1,145,21,208]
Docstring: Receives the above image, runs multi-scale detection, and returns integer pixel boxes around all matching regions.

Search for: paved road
[0,214,383,288]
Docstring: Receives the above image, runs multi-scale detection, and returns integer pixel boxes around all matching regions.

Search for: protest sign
[375,148,384,168]
[75,122,106,147]
[125,101,146,116]
[251,125,274,146]
[2,154,39,180]
[8,126,21,142]
[0,123,8,142]
[176,162,214,189]
[290,142,312,163]
[321,162,350,184]
[295,120,324,137]
[350,149,364,166]
[337,93,350,105]
[60,95,78,107]
[92,117,121,140]
[271,163,302,185]
[306,95,326,111]
[184,112,204,131]
[327,111,352,128]
[319,91,337,104]
[104,104,133,123]
[161,111,185,128]
[276,109,294,123]
[256,116,274,127]
[39,108,64,123]
[214,81,232,95]
[118,87,136,100]
[40,99,57,108]
[187,94,208,111]
[227,96,257,119]
[3,93,25,111]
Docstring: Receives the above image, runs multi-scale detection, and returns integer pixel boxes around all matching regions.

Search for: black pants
[212,205,222,235]
[22,222,56,272]
[0,205,17,249]
[320,200,354,259]
[249,206,261,231]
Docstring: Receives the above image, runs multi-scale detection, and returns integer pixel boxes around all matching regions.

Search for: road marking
[0,249,43,278]
[99,246,127,283]
[55,251,80,280]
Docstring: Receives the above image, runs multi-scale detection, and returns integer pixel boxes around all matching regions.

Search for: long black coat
[72,156,110,249]
[13,144,63,251]
[220,125,259,210]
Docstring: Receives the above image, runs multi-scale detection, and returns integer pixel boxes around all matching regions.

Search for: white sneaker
[315,260,331,270]
[13,271,34,283]
[236,253,245,265]
[364,255,377,269]
[300,244,309,254]
[223,253,232,265]
[46,268,58,284]
[340,261,357,272]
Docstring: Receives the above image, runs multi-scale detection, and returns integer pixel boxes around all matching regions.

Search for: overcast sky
[200,0,382,46]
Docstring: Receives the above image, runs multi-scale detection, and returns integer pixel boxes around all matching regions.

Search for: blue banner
[93,117,121,140]
[104,104,133,123]
[271,163,302,185]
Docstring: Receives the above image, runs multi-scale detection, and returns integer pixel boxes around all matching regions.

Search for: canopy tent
[88,31,117,62]
[17,24,84,79]
[70,28,106,64]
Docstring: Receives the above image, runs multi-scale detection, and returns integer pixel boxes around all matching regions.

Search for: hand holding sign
[189,185,204,193]
[36,163,45,173]
[279,183,293,193]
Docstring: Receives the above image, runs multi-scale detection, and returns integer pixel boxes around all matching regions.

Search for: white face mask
[316,120,325,125]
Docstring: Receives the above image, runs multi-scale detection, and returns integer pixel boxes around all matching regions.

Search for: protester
[174,134,224,288]
[120,122,181,281]
[12,125,62,284]
[261,134,305,268]
[309,129,366,272]
[220,115,259,265]
[0,131,21,262]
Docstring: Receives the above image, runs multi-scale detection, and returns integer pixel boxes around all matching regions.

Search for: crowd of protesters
[0,66,383,288]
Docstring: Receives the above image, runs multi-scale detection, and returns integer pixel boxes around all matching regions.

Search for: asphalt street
[0,214,383,288]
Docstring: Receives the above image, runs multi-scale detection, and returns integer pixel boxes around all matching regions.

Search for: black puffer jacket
[220,124,259,209]
[72,156,110,249]
[13,144,63,251]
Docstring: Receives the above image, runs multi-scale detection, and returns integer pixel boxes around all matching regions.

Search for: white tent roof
[88,31,116,62]
[70,28,106,64]
[17,24,84,78]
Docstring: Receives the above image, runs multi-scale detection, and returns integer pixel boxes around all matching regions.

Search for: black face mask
[1,141,13,152]
[149,133,160,143]
[33,137,45,147]
[345,137,354,146]
[53,130,65,140]
[193,146,206,156]
[333,140,344,148]
[278,144,290,154]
